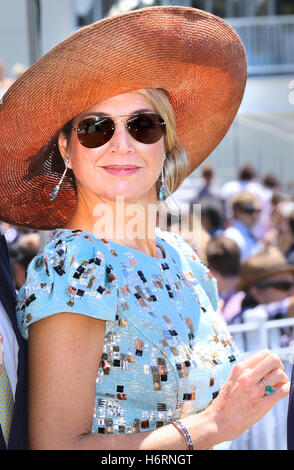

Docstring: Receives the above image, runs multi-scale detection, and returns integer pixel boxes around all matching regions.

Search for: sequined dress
[16,228,238,446]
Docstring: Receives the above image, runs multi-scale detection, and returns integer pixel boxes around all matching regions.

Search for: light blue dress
[16,228,238,447]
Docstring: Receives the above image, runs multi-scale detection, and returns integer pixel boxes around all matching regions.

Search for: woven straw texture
[0,6,247,230]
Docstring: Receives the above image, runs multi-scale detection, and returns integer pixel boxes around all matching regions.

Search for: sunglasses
[71,113,166,148]
[239,206,261,215]
[257,280,294,291]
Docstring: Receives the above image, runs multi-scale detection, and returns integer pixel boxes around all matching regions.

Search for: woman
[0,6,289,450]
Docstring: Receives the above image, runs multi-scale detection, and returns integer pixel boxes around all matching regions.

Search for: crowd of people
[180,164,294,343]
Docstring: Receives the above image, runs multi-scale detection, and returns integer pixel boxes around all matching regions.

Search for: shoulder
[32,229,114,274]
[223,225,245,245]
[46,228,109,257]
[17,230,118,340]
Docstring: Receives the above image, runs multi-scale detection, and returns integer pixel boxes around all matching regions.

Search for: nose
[108,120,134,154]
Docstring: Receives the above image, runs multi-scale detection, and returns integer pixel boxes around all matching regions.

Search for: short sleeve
[16,233,118,340]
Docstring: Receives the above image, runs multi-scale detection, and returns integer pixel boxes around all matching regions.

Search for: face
[250,271,294,304]
[236,202,262,228]
[211,269,240,296]
[58,91,166,204]
[276,217,291,237]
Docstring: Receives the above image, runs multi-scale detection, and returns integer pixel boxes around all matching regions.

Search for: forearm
[45,408,219,450]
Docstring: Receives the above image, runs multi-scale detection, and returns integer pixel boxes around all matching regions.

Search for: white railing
[228,311,294,450]
[226,15,294,75]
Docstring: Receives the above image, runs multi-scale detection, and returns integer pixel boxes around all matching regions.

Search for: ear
[58,132,73,169]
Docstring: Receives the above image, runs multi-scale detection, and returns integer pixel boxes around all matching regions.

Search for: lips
[101,165,141,176]
[103,165,140,169]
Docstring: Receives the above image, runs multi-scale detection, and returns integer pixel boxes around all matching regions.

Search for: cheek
[69,140,101,178]
[144,140,166,171]
[266,288,286,302]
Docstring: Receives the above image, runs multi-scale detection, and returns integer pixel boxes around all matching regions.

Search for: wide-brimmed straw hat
[237,247,294,291]
[0,6,247,230]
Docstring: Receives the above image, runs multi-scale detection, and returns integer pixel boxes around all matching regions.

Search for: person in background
[230,246,294,327]
[262,172,280,193]
[200,198,224,237]
[262,193,292,249]
[0,222,19,246]
[284,210,294,264]
[221,164,272,239]
[271,192,291,207]
[205,235,242,324]
[8,232,41,291]
[0,226,27,449]
[271,202,294,263]
[223,191,263,261]
[172,210,211,263]
[193,164,223,204]
[221,164,261,205]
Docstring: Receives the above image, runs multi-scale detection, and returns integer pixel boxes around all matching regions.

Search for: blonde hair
[138,88,190,198]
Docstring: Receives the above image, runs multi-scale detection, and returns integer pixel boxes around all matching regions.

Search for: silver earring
[49,157,69,201]
[158,161,168,201]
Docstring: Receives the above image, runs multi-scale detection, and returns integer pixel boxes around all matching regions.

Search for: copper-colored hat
[238,246,294,291]
[0,6,247,230]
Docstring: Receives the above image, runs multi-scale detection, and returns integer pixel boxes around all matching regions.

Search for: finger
[262,368,289,388]
[266,380,290,403]
[256,381,290,409]
[240,349,271,370]
[251,353,284,383]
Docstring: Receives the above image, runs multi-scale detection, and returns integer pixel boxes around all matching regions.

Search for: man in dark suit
[0,227,27,449]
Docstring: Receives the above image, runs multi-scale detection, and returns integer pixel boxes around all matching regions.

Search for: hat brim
[0,6,247,230]
[237,265,294,291]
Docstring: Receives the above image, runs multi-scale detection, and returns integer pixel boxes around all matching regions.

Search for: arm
[28,313,290,450]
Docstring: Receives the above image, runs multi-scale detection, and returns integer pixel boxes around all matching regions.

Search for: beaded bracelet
[171,419,194,450]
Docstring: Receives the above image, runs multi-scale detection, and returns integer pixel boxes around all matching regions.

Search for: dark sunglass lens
[77,117,114,148]
[128,114,165,144]
[241,206,261,215]
[261,280,293,291]
[272,281,293,291]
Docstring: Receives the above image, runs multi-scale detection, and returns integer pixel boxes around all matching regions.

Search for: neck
[63,187,164,257]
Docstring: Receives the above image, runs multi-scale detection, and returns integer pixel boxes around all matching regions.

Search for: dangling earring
[158,160,168,201]
[49,157,69,201]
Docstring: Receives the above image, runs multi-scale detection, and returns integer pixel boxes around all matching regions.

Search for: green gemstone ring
[263,378,276,396]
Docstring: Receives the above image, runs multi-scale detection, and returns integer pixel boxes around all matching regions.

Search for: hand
[207,350,290,443]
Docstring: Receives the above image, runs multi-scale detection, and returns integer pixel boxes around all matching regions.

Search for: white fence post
[243,308,268,351]
[241,308,276,449]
